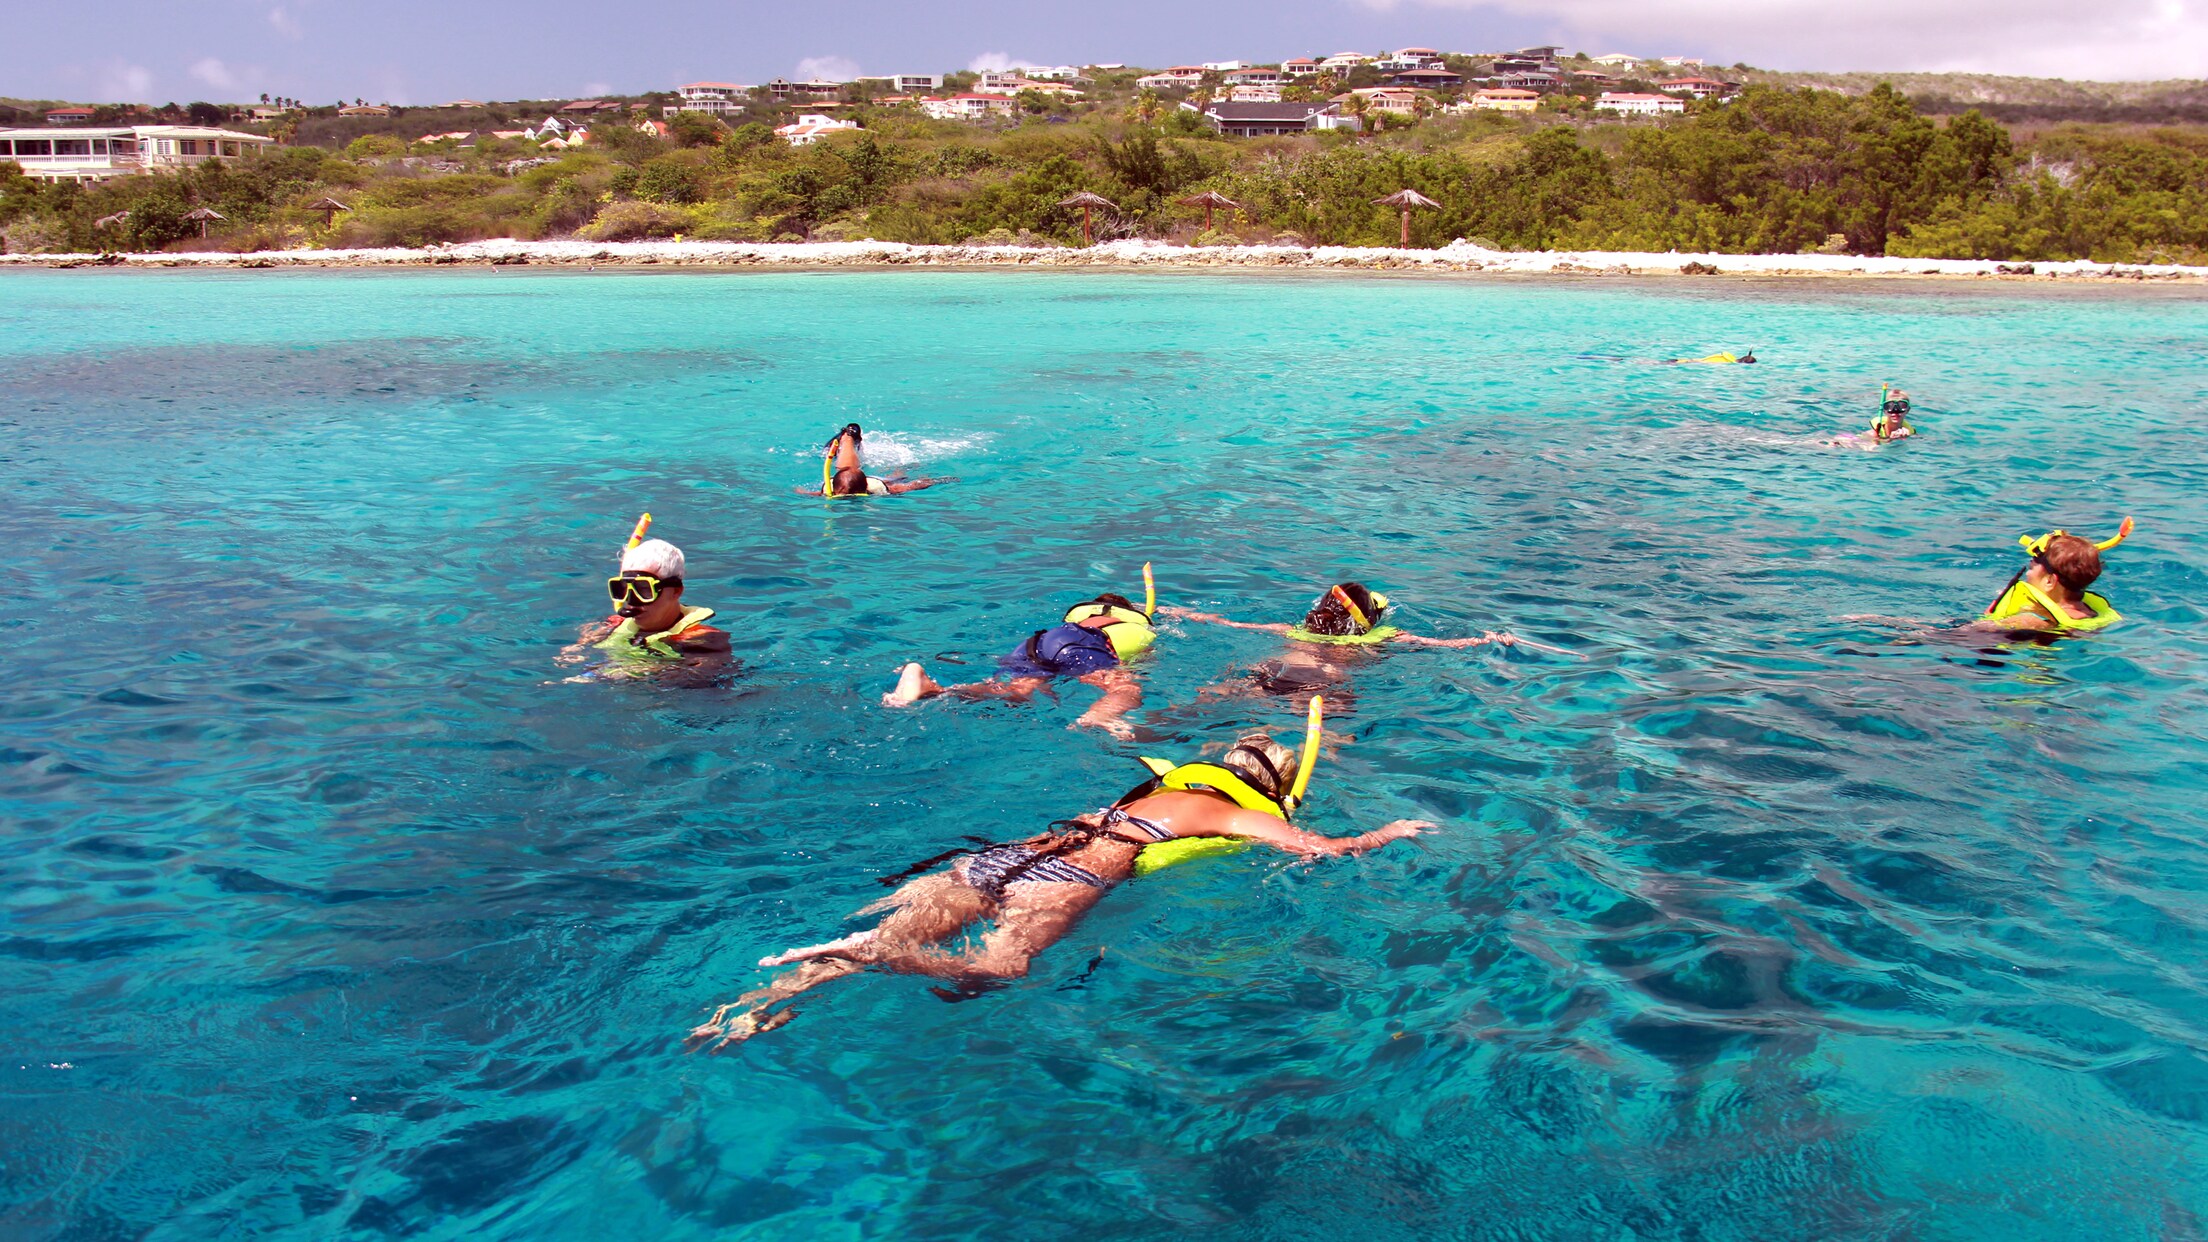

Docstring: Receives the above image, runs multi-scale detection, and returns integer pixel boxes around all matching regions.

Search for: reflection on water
[2,269,2205,1240]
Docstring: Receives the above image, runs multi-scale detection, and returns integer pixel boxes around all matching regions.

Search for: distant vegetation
[3,82,2205,264]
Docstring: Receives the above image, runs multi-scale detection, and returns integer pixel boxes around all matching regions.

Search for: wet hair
[1222,733,1298,801]
[1739,350,1757,363]
[2038,534,2103,592]
[831,465,869,495]
[1300,581,1383,636]
[1085,592,1139,613]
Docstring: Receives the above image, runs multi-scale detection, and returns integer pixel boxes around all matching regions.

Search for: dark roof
[1389,68,1462,82]
[1202,102,1335,121]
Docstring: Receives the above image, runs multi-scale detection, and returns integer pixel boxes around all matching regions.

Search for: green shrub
[576,200,689,241]
[634,156,701,204]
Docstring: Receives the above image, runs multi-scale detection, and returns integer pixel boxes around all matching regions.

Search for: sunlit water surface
[3,269,2207,1240]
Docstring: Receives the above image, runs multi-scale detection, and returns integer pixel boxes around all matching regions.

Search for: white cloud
[190,58,240,92]
[967,51,1027,73]
[1349,0,2208,80]
[99,60,154,101]
[268,6,302,39]
[583,81,614,95]
[795,55,861,82]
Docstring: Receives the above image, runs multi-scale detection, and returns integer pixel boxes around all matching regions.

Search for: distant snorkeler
[1160,581,1559,703]
[559,516,734,684]
[685,704,1431,1050]
[1832,384,1920,449]
[1659,349,1757,365]
[799,422,954,497]
[1980,520,2131,633]
[885,566,1159,736]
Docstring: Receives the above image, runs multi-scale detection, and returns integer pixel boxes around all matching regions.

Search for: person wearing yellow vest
[1979,522,2129,633]
[798,423,954,497]
[563,537,732,681]
[1160,581,1522,701]
[1659,349,1757,365]
[685,716,1430,1049]
[883,588,1155,736]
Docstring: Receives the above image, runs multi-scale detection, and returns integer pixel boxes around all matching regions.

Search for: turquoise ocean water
[3,268,2206,1240]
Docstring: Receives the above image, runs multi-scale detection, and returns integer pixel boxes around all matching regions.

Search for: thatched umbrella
[1057,190,1117,246]
[94,210,132,230]
[183,206,226,239]
[304,196,351,225]
[1372,188,1438,247]
[1179,190,1242,233]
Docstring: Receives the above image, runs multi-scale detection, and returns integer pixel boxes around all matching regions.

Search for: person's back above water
[559,521,733,683]
[801,423,954,497]
[1981,521,2131,633]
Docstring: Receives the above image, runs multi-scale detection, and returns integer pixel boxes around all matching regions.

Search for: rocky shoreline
[5,237,2204,281]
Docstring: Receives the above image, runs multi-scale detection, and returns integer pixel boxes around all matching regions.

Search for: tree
[186,102,225,127]
[665,110,724,148]
[634,155,702,203]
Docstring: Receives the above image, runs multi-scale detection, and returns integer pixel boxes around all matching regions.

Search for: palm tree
[1057,191,1118,246]
[1373,189,1438,246]
[1130,90,1161,125]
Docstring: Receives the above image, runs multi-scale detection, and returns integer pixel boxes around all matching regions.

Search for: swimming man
[885,590,1153,735]
[562,536,733,683]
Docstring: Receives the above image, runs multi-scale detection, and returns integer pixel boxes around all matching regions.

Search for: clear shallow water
[3,268,2207,1240]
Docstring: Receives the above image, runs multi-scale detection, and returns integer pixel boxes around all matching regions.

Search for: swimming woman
[797,423,955,497]
[685,720,1431,1049]
[1980,522,2129,633]
[1834,384,1918,449]
[1159,581,1523,703]
[884,587,1156,735]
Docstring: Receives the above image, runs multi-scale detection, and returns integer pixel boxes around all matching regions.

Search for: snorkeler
[560,516,732,683]
[800,423,954,497]
[1159,581,1548,702]
[1870,384,1917,442]
[884,568,1159,736]
[1659,349,1757,365]
[686,702,1431,1049]
[1980,520,2131,633]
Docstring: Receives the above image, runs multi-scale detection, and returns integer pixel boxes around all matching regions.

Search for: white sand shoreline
[4,237,2204,281]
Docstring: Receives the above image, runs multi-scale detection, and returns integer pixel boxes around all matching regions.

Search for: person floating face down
[1159,581,1519,703]
[1980,521,2130,633]
[1661,349,1757,365]
[884,589,1155,736]
[685,714,1432,1050]
[562,537,733,683]
[804,423,953,497]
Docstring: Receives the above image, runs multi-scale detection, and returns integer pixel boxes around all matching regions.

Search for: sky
[5,0,2202,106]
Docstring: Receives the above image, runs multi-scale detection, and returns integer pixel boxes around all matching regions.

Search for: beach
[6,235,2206,280]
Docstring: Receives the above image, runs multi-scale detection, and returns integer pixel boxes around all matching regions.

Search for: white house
[1591,53,1641,68]
[1280,58,1322,77]
[0,125,272,182]
[855,73,943,93]
[775,114,860,145]
[665,82,751,117]
[1201,60,1246,72]
[1660,56,1706,68]
[1227,84,1283,102]
[1596,92,1686,115]
[1134,67,1206,90]
[1318,52,1375,71]
[1223,67,1286,85]
[1013,66,1090,82]
[1657,77,1731,99]
[918,94,1017,120]
[974,72,1083,98]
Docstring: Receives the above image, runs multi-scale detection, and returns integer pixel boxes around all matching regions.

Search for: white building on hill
[0,125,272,182]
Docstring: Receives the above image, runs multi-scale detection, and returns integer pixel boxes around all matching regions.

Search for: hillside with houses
[2,44,2204,263]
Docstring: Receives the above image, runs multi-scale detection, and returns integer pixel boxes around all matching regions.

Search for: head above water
[612,539,688,622]
[2031,534,2103,593]
[830,466,869,496]
[1301,582,1386,636]
[1738,350,1756,363]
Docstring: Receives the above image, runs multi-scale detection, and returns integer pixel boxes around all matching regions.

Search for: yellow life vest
[1695,352,1740,364]
[1285,625,1400,645]
[1119,758,1283,876]
[1984,581,2120,633]
[595,606,717,659]
[1062,601,1155,659]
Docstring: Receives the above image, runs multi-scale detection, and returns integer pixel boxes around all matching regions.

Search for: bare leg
[883,662,945,705]
[869,882,1104,981]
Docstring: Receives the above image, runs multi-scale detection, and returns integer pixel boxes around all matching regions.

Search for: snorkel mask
[1327,585,1390,634]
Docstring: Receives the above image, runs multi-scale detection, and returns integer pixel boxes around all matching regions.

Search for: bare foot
[760,928,878,967]
[882,662,944,706]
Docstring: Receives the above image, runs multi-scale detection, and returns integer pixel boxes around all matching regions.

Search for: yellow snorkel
[1143,561,1156,618]
[2019,516,2134,557]
[1284,694,1323,813]
[624,512,652,555]
[821,446,834,496]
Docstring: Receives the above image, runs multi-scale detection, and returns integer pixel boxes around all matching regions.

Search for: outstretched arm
[1186,805,1432,856]
[1155,605,1292,634]
[1392,630,1514,650]
[883,476,955,495]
